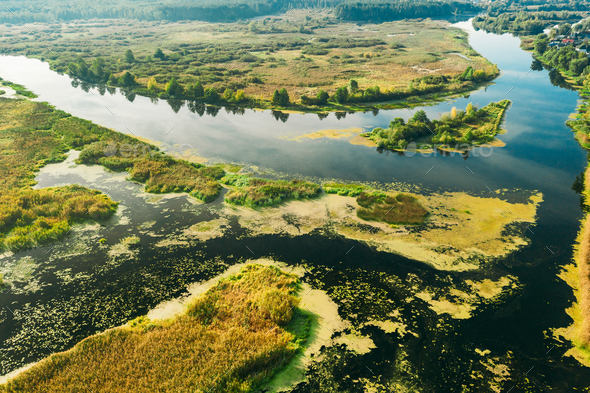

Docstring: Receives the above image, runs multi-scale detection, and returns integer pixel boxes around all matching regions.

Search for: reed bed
[222,174,321,207]
[0,265,309,393]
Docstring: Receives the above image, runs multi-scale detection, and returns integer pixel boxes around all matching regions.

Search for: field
[0,12,498,111]
[0,264,312,393]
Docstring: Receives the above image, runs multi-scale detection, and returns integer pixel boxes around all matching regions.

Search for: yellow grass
[0,265,309,393]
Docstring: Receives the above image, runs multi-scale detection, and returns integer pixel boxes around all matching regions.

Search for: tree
[125,49,135,63]
[186,81,204,99]
[570,58,589,75]
[271,89,281,105]
[118,71,136,88]
[223,88,234,101]
[317,89,329,105]
[107,73,117,86]
[235,89,245,102]
[205,87,219,102]
[249,21,258,33]
[348,79,359,94]
[466,103,475,115]
[154,48,166,60]
[147,77,158,92]
[451,107,458,119]
[558,23,572,36]
[272,88,290,106]
[333,86,348,104]
[410,110,429,124]
[165,77,183,96]
[278,88,290,106]
[534,34,549,54]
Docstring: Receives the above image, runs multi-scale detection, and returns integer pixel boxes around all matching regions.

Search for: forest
[0,0,484,23]
[334,0,480,22]
[472,11,584,35]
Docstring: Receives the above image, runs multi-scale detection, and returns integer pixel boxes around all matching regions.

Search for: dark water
[0,20,589,391]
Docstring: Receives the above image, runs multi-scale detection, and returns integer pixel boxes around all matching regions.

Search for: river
[0,20,588,391]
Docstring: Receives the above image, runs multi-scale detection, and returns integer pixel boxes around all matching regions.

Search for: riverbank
[0,16,499,114]
[527,33,590,365]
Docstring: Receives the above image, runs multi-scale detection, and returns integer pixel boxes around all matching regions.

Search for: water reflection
[271,110,289,122]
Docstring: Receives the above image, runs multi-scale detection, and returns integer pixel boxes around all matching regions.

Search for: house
[563,38,575,44]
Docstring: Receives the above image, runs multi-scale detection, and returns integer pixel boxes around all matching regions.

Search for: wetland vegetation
[0,264,311,393]
[0,99,118,251]
[356,191,428,226]
[221,174,321,207]
[0,15,498,112]
[362,99,511,151]
[0,95,229,251]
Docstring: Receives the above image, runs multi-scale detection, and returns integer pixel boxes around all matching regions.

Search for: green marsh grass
[221,174,321,207]
[356,191,428,226]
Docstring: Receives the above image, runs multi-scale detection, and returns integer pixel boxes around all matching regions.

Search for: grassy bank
[529,32,590,356]
[0,96,228,251]
[0,16,498,112]
[362,99,511,151]
[221,174,321,207]
[0,98,119,251]
[0,264,312,392]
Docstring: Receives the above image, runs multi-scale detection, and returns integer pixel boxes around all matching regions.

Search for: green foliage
[0,185,118,251]
[333,86,348,103]
[0,264,308,393]
[356,191,428,225]
[271,88,290,106]
[364,100,511,149]
[221,174,321,207]
[348,79,358,94]
[472,11,581,35]
[154,48,166,60]
[540,45,589,76]
[165,77,183,96]
[118,71,136,88]
[323,182,365,196]
[0,80,38,98]
[124,49,135,63]
[335,0,480,22]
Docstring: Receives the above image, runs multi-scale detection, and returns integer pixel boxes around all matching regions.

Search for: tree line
[472,11,583,35]
[334,0,481,22]
[1,0,484,24]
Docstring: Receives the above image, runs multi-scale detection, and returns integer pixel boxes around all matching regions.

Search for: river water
[0,20,589,391]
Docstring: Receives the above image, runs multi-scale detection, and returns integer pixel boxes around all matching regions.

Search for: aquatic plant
[221,174,321,207]
[0,265,310,393]
[356,191,428,225]
[0,186,118,251]
[323,182,365,197]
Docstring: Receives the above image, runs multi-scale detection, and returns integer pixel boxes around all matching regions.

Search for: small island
[362,99,511,152]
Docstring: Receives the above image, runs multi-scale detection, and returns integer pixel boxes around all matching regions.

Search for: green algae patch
[219,188,541,271]
[0,264,311,393]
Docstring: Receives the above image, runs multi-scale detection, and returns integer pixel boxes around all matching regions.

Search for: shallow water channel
[0,20,589,391]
